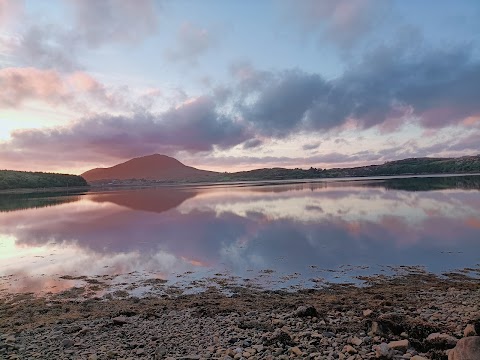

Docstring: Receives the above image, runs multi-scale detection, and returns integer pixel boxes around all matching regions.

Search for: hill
[0,170,88,191]
[81,154,218,183]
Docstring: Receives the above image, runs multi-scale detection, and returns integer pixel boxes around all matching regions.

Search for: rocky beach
[0,272,479,360]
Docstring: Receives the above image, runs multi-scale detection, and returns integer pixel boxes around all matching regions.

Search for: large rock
[448,336,480,360]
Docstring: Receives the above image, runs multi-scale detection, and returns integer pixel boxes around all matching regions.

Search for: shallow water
[1,175,479,297]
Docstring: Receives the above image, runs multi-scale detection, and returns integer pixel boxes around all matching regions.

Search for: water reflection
[0,192,85,213]
[1,177,479,295]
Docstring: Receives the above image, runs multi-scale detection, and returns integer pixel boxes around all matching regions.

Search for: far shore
[88,171,480,190]
[1,172,480,195]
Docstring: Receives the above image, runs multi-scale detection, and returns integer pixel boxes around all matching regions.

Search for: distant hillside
[0,170,88,191]
[82,154,218,183]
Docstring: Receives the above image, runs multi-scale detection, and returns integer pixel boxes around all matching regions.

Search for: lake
[1,175,479,298]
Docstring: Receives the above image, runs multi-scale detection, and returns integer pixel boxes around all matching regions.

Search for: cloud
[188,152,380,169]
[0,67,70,107]
[242,138,263,149]
[5,0,160,70]
[165,22,216,64]
[447,131,480,153]
[0,67,131,110]
[241,69,329,137]
[302,142,320,151]
[0,0,24,28]
[0,96,251,170]
[238,46,480,135]
[14,24,82,71]
[287,0,389,49]
[69,0,160,47]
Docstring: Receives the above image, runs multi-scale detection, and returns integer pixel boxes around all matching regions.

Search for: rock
[294,305,318,318]
[426,333,458,348]
[388,339,409,352]
[5,336,15,343]
[411,356,429,360]
[349,336,363,346]
[374,343,393,359]
[448,336,480,360]
[343,345,357,354]
[112,316,128,325]
[288,346,302,355]
[155,345,167,359]
[464,324,477,337]
[369,321,382,336]
[62,338,74,348]
[363,309,373,317]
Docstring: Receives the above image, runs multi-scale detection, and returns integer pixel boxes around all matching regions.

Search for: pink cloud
[0,67,134,111]
[68,72,103,92]
[0,67,69,107]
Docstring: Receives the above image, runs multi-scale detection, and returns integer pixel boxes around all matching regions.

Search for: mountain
[81,154,218,183]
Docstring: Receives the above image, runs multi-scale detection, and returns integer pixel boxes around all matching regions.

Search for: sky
[0,0,479,174]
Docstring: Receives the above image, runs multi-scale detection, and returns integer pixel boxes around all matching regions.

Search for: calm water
[1,176,480,296]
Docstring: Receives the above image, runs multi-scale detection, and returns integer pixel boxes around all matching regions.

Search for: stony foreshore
[0,273,479,360]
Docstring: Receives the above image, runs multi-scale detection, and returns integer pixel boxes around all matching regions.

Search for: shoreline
[1,273,478,359]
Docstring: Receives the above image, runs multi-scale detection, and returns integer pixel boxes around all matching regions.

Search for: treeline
[0,170,88,190]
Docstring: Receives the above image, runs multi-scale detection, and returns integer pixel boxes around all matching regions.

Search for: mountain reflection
[89,187,198,214]
[1,177,479,294]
